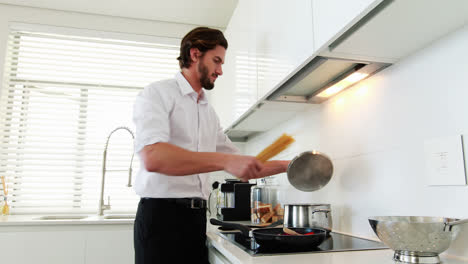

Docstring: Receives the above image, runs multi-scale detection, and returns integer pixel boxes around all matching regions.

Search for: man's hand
[224,155,264,182]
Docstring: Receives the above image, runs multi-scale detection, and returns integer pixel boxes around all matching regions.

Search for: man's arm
[256,160,290,178]
[140,142,265,181]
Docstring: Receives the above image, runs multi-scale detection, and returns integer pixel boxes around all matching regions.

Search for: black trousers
[134,198,209,264]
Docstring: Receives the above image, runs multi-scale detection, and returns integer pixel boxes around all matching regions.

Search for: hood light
[316,72,369,98]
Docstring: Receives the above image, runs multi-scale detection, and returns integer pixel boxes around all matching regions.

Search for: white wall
[244,23,468,258]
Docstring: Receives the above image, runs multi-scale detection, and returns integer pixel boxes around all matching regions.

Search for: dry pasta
[255,134,295,163]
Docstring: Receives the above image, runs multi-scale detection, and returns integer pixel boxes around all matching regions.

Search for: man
[132,27,289,264]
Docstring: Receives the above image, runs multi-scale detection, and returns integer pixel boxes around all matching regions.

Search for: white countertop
[0,214,135,226]
[206,222,468,264]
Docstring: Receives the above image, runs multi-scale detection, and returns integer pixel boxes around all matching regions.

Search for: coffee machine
[216,179,255,221]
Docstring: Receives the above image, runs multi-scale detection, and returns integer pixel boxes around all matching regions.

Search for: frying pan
[210,218,327,248]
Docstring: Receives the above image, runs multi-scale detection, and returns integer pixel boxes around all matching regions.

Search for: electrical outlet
[424,135,467,186]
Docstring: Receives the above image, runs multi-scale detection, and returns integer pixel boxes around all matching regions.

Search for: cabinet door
[312,0,377,50]
[255,0,314,100]
[211,0,257,129]
[0,231,85,264]
[208,245,233,264]
[85,228,133,264]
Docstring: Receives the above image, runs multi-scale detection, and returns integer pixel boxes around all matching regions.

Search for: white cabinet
[208,244,233,264]
[212,0,315,129]
[0,224,133,264]
[85,228,134,264]
[211,0,257,129]
[312,0,378,50]
[214,0,379,132]
[0,230,86,264]
[255,0,314,100]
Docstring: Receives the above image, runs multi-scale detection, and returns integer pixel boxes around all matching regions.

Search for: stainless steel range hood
[266,56,390,104]
[225,56,390,142]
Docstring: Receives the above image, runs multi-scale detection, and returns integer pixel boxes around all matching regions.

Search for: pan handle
[210,218,251,237]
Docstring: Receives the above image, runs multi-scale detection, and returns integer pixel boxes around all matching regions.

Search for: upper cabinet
[255,0,314,100]
[312,0,378,50]
[210,0,257,129]
[322,0,468,62]
[215,0,468,142]
[212,0,315,130]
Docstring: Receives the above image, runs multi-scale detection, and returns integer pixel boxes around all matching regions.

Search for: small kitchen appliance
[217,179,255,221]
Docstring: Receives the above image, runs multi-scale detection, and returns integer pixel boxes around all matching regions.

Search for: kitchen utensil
[1,176,7,195]
[284,203,332,231]
[283,227,302,235]
[218,219,284,231]
[287,151,333,192]
[254,219,284,228]
[369,216,468,264]
[210,218,327,248]
[1,176,9,215]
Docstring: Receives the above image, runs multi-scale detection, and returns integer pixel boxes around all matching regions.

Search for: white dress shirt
[132,72,239,200]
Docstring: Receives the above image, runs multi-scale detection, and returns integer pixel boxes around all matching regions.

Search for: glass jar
[250,177,284,224]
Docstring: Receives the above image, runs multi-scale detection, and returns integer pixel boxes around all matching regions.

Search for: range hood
[225,0,468,142]
[225,56,390,142]
[266,56,390,104]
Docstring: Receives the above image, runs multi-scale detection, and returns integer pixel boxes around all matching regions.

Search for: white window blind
[0,29,180,214]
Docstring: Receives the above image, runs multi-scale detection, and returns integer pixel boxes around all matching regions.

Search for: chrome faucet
[98,126,135,216]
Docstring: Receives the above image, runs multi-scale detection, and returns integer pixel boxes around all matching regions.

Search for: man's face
[197,45,225,90]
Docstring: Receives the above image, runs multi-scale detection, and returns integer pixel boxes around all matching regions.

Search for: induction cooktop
[217,230,388,256]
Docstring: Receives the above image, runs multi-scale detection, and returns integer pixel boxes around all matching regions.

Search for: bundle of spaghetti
[256,133,295,163]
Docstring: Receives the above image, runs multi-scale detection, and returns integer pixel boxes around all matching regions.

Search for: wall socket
[424,135,467,186]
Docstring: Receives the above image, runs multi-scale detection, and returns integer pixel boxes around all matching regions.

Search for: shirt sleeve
[133,84,172,153]
[215,114,240,155]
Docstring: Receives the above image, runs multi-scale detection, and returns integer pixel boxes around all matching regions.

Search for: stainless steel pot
[287,151,333,192]
[284,203,332,231]
[369,216,468,264]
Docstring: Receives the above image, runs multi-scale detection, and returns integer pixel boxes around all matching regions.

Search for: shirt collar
[175,71,208,104]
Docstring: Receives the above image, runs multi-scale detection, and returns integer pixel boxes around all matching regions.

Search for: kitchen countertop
[0,214,135,226]
[206,222,468,264]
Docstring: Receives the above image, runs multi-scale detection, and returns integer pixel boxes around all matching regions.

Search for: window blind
[0,29,180,214]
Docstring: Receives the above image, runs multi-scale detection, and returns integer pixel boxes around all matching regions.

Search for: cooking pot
[287,151,333,192]
[210,218,327,248]
[284,204,332,231]
[369,216,468,264]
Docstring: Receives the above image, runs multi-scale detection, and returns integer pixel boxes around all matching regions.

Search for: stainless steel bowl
[368,216,468,264]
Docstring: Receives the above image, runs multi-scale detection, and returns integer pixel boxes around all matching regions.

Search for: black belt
[142,197,207,209]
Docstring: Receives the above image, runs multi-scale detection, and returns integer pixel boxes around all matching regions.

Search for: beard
[198,60,215,90]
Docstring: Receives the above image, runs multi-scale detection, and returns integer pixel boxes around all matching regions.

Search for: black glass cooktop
[217,230,387,256]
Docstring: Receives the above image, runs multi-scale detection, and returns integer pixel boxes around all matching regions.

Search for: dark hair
[177,27,228,69]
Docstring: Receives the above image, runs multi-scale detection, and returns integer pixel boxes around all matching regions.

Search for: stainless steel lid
[287,151,333,192]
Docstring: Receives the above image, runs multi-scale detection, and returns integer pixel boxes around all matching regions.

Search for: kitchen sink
[34,215,89,220]
[102,214,135,220]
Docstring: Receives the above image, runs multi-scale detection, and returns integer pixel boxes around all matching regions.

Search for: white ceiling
[0,0,238,28]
